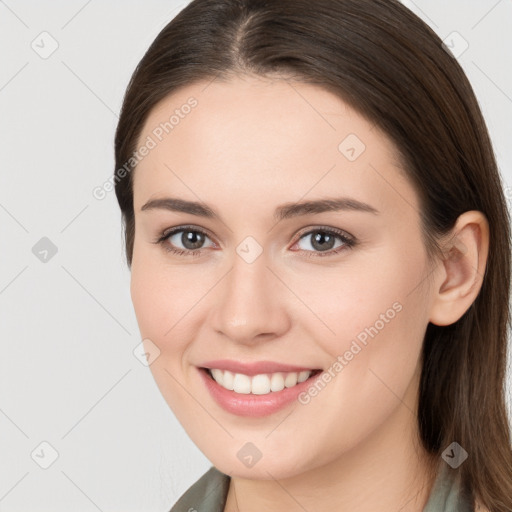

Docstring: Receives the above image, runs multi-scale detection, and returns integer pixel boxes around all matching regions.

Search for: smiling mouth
[201,367,323,395]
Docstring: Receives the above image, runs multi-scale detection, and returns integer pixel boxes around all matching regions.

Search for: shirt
[169,462,474,512]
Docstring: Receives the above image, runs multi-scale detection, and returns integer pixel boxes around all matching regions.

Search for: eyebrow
[140,196,379,222]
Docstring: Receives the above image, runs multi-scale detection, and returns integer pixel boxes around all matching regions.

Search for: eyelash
[153,225,356,259]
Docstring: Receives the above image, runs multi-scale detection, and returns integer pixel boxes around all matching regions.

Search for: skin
[129,74,489,511]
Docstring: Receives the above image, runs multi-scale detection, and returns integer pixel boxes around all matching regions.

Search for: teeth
[208,369,314,395]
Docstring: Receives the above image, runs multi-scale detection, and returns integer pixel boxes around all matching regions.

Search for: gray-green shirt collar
[169,462,473,511]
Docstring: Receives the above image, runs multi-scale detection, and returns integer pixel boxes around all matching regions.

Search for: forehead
[132,75,417,219]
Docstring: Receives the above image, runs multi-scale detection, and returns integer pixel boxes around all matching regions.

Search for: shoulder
[169,466,230,512]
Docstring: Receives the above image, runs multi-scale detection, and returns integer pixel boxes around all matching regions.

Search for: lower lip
[197,367,322,417]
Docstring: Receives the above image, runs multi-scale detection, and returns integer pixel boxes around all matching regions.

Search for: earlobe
[428,211,489,327]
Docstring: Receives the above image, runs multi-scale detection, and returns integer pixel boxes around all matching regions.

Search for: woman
[113,0,512,510]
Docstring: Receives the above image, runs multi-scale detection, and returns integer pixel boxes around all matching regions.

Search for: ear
[428,210,489,326]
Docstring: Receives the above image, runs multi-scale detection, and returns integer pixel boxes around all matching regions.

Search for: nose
[208,249,291,346]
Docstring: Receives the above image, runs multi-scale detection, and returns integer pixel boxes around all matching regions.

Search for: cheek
[130,256,202,411]
[130,249,216,356]
[301,240,429,396]
[317,234,428,342]
[278,248,430,463]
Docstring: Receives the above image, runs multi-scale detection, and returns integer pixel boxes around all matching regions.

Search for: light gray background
[0,1,511,511]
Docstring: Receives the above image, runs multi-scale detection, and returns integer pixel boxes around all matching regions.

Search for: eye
[291,227,356,258]
[153,225,356,258]
[154,226,216,257]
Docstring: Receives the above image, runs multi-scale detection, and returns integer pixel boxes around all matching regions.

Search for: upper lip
[199,359,321,376]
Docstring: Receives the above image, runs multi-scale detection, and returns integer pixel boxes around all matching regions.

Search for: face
[130,74,435,480]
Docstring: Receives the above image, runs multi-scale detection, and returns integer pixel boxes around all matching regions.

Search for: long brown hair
[113,0,512,509]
